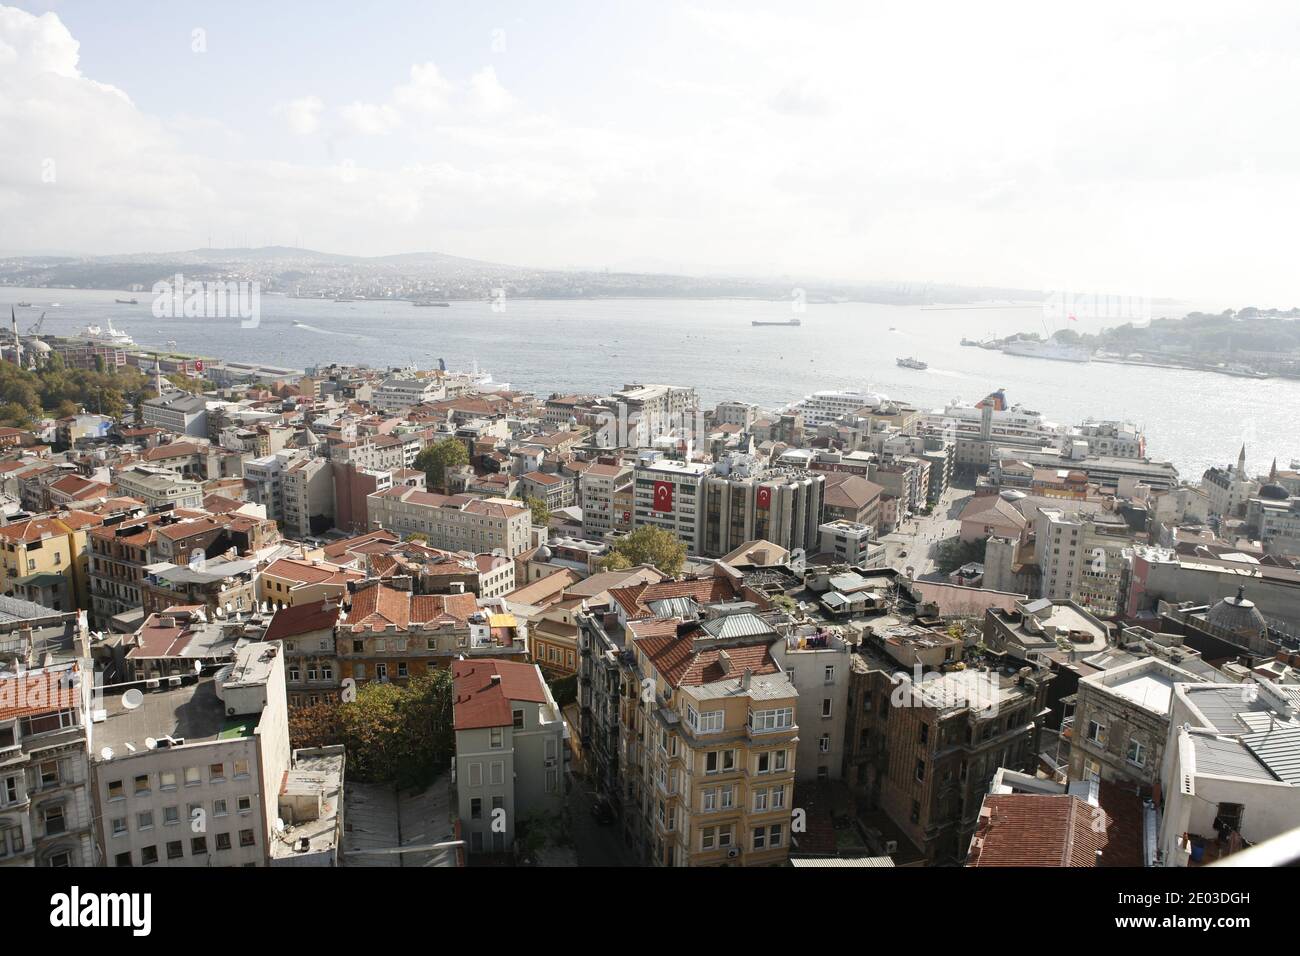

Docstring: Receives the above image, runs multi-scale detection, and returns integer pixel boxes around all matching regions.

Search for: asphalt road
[879,486,974,579]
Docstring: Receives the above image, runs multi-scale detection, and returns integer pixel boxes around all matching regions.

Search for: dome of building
[1207,585,1267,642]
[1259,483,1290,501]
[27,339,52,353]
[535,544,552,562]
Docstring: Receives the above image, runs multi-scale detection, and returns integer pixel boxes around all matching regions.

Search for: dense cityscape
[4,1,1294,935]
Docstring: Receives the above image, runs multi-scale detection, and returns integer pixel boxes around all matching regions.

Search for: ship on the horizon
[115,297,139,305]
[752,318,802,327]
[896,356,928,370]
[15,301,31,308]
[1002,338,1092,363]
[414,300,451,307]
[80,319,133,347]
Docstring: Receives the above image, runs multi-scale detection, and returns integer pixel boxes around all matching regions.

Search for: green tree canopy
[599,525,687,577]
[415,437,469,492]
[523,495,551,527]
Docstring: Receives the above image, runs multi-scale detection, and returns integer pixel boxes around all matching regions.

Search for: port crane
[25,311,46,335]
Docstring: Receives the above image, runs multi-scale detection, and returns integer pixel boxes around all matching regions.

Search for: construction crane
[25,311,46,335]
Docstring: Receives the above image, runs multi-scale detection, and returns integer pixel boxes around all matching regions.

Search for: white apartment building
[91,642,291,868]
[142,391,209,438]
[632,457,711,554]
[373,375,446,412]
[452,659,567,855]
[280,456,335,540]
[1034,507,1137,617]
[244,450,301,523]
[579,463,632,538]
[769,628,850,781]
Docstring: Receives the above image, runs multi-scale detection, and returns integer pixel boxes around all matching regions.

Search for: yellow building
[624,614,798,867]
[0,512,103,611]
[257,556,362,610]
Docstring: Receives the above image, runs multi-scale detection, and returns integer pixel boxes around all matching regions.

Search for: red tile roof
[630,620,780,688]
[344,584,476,632]
[452,659,547,731]
[966,784,1144,867]
[0,666,80,720]
[264,600,342,641]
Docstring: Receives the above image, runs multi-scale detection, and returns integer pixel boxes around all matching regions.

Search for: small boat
[896,356,928,370]
[115,298,139,305]
[752,318,802,327]
[334,297,356,303]
[414,301,451,307]
[15,301,31,308]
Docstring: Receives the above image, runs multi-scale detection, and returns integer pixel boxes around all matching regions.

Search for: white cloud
[468,66,516,115]
[393,61,453,114]
[275,95,324,135]
[339,100,401,135]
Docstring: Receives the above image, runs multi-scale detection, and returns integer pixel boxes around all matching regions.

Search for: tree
[523,495,551,527]
[599,525,686,576]
[935,537,987,575]
[415,437,469,492]
[326,669,456,787]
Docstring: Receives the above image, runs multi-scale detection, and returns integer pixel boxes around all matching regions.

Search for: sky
[2,0,1300,304]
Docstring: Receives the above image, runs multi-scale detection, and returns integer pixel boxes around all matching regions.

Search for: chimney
[741,667,753,691]
[489,674,502,686]
[718,649,733,674]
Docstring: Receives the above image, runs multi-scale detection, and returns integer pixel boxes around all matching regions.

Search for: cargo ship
[752,318,802,327]
[896,356,928,370]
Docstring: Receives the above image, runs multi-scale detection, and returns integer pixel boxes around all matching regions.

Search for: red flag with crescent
[756,486,772,510]
[652,480,674,512]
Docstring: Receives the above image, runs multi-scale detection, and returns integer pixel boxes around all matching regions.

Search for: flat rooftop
[95,678,248,757]
[1105,672,1174,714]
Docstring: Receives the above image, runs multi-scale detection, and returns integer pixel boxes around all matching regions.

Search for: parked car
[590,798,616,824]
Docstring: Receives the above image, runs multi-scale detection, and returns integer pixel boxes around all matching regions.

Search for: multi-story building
[0,514,101,612]
[0,659,96,867]
[264,600,343,707]
[517,471,574,512]
[258,557,362,610]
[244,450,300,524]
[1068,420,1145,459]
[280,456,335,540]
[452,658,568,856]
[817,519,884,567]
[1034,507,1141,617]
[142,391,209,438]
[769,626,851,781]
[698,457,824,559]
[631,457,710,554]
[1066,657,1206,789]
[623,611,798,867]
[115,465,204,512]
[580,463,633,539]
[1201,445,1257,518]
[367,488,532,556]
[373,375,445,413]
[91,641,291,868]
[880,665,1054,864]
[609,383,698,446]
[141,556,257,618]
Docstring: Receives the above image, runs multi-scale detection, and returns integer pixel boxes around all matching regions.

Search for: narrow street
[568,776,637,867]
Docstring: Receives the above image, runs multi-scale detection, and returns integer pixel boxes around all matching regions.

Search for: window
[184,767,200,787]
[719,785,733,809]
[749,707,793,732]
[42,805,65,835]
[237,796,252,814]
[137,811,153,831]
[753,826,766,850]
[1087,720,1107,745]
[490,762,505,786]
[773,750,787,772]
[107,779,124,801]
[39,760,59,788]
[216,833,232,851]
[768,823,783,848]
[702,788,717,812]
[513,709,525,729]
[160,770,177,790]
[915,759,926,782]
[819,734,830,753]
[115,852,132,867]
[771,785,786,809]
[163,806,179,826]
[468,763,483,787]
[214,799,228,816]
[140,845,158,866]
[490,728,503,749]
[166,841,183,860]
[471,798,483,821]
[1126,737,1146,767]
[239,829,255,847]
[753,789,768,812]
[191,837,207,856]
[209,762,225,782]
[920,723,929,744]
[233,760,249,778]
[702,827,716,850]
[111,817,127,837]
[824,665,835,683]
[133,774,150,796]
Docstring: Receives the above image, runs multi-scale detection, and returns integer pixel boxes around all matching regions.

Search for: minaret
[9,308,20,368]
[1270,458,1278,482]
[1237,444,1247,475]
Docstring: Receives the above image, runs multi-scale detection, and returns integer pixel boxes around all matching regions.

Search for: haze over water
[9,288,1294,479]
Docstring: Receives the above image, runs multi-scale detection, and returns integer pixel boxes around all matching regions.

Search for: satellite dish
[274,818,286,834]
[122,688,144,710]
[189,550,206,571]
[145,737,158,750]
[100,747,114,761]
[194,659,203,674]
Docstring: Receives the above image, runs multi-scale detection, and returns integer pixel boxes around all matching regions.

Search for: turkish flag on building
[652,480,674,512]
[756,486,772,511]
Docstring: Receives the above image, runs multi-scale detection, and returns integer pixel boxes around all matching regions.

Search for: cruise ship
[80,320,133,347]
[789,387,887,425]
[1002,339,1092,363]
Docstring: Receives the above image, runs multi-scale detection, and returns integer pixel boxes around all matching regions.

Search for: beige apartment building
[624,612,798,867]
[367,487,532,556]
